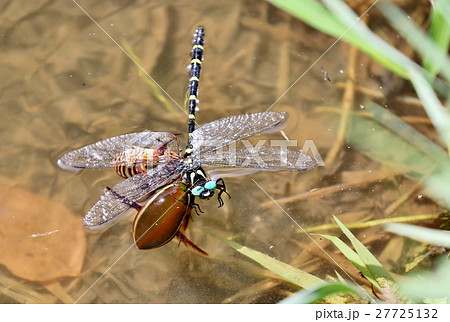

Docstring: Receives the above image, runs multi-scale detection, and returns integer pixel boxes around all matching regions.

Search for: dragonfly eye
[191,186,205,196]
[204,180,216,190]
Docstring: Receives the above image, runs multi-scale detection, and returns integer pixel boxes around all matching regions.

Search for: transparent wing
[207,168,261,181]
[190,112,287,155]
[83,163,182,229]
[197,146,318,171]
[58,131,178,171]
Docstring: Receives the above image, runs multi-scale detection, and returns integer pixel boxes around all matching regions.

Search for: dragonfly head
[185,167,230,207]
[191,180,216,199]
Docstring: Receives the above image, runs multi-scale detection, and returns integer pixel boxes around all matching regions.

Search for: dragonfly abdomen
[113,147,180,178]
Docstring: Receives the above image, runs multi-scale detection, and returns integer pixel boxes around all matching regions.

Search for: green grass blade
[345,102,450,208]
[322,0,416,79]
[400,259,450,303]
[318,233,380,288]
[265,0,348,38]
[378,2,450,82]
[333,216,394,283]
[423,171,450,209]
[268,0,414,79]
[301,214,438,233]
[425,2,450,76]
[408,67,450,149]
[318,220,411,302]
[385,223,450,248]
[205,230,324,289]
[279,282,370,304]
[435,0,450,25]
[346,107,437,178]
[329,217,411,302]
[362,102,447,161]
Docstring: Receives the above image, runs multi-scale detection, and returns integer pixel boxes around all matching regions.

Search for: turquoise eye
[192,186,204,196]
[204,181,216,190]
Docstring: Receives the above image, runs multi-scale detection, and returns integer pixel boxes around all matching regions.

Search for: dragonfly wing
[83,164,182,229]
[207,168,262,180]
[190,112,287,154]
[198,146,318,171]
[58,131,178,171]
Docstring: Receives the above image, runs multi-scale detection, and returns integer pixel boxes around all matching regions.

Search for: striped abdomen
[113,147,179,178]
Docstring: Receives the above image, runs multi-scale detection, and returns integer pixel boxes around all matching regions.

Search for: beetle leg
[176,232,208,256]
[180,211,192,231]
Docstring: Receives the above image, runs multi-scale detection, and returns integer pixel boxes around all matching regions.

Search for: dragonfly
[58,27,318,254]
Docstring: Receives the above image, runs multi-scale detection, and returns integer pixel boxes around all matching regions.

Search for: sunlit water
[0,0,404,303]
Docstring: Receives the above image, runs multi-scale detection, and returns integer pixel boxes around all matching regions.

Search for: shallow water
[0,0,437,303]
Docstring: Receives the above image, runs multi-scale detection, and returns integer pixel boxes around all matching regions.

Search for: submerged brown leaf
[0,186,86,282]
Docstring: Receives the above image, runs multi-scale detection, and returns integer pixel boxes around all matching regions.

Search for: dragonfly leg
[176,232,208,256]
[215,178,231,208]
[191,200,204,216]
[176,192,203,216]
